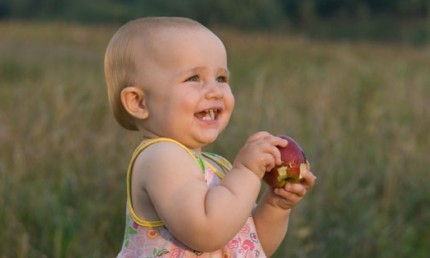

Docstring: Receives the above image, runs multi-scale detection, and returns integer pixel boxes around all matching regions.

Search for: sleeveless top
[117,138,267,258]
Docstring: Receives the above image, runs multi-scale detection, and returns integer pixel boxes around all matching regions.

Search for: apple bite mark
[263,135,309,188]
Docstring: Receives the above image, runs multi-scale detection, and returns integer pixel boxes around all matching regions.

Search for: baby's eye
[185,75,199,82]
[216,76,228,83]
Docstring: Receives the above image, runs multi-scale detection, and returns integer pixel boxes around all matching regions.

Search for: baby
[104,17,315,257]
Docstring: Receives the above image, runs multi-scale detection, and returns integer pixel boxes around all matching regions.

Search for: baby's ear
[120,86,149,120]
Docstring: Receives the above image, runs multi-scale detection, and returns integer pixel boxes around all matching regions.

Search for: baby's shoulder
[132,138,202,179]
[137,139,194,161]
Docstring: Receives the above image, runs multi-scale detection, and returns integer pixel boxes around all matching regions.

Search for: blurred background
[1,0,429,257]
[2,0,430,45]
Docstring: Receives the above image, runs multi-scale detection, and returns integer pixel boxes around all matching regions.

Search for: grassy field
[1,22,429,258]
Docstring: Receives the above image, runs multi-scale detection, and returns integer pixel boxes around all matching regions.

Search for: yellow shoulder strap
[202,152,231,179]
[127,138,199,227]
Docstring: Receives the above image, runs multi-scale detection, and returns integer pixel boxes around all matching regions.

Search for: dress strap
[127,138,202,227]
[201,152,232,179]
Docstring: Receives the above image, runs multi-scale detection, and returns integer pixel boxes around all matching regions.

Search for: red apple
[263,135,309,188]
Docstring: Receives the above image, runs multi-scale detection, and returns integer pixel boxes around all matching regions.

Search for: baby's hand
[269,168,316,210]
[233,132,288,179]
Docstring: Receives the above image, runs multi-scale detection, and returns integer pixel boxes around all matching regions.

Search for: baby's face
[134,27,235,150]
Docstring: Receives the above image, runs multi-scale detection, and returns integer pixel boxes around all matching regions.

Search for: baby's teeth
[201,109,216,121]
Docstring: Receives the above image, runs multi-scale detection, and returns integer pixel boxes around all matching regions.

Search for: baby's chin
[186,133,223,151]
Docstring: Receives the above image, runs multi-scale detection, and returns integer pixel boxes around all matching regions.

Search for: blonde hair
[104,17,205,130]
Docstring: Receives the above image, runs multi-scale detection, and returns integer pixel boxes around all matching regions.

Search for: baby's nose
[205,81,223,99]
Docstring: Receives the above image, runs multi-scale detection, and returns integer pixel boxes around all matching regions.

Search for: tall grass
[1,22,429,258]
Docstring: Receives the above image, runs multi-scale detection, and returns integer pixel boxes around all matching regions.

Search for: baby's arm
[135,132,286,252]
[253,169,316,256]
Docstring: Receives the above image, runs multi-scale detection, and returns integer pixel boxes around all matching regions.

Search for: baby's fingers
[246,131,273,142]
[263,135,288,166]
[272,183,305,209]
[285,183,306,197]
[300,169,317,189]
[249,133,287,167]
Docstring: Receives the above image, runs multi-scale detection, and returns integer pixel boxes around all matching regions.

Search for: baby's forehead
[124,19,226,69]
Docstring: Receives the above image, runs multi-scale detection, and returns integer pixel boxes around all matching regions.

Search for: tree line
[1,0,429,44]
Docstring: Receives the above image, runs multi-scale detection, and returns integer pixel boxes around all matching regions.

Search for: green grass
[1,22,429,258]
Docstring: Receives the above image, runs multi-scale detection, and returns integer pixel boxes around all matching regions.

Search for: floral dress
[117,138,267,258]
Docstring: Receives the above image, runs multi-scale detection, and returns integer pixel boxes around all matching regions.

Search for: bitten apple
[264,135,309,188]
